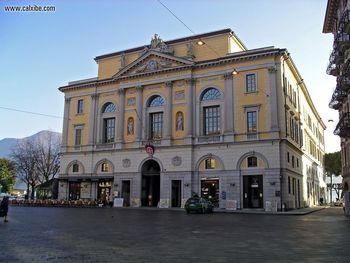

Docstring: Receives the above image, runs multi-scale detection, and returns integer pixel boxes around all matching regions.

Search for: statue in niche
[176,112,184,131]
[127,118,134,135]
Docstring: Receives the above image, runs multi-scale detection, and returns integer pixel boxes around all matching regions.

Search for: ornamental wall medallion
[122,158,131,168]
[172,156,182,166]
[127,97,136,106]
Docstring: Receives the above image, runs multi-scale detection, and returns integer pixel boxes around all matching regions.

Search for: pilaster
[163,81,173,146]
[135,85,143,147]
[268,66,280,139]
[224,72,234,142]
[184,78,195,144]
[88,93,99,150]
[116,88,125,149]
[61,97,71,152]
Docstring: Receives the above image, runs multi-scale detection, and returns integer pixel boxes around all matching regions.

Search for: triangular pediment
[113,50,194,79]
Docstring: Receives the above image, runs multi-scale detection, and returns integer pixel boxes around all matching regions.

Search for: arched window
[149,96,164,107]
[201,88,221,101]
[247,156,257,167]
[72,163,79,173]
[101,103,116,143]
[103,102,116,113]
[147,95,165,139]
[200,88,221,135]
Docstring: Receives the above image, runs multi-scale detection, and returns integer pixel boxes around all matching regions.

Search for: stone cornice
[59,48,285,93]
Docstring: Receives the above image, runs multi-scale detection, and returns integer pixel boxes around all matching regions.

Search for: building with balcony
[324,0,350,215]
[58,28,326,210]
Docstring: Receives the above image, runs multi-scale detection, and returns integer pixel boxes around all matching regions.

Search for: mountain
[0,130,62,190]
[0,130,61,158]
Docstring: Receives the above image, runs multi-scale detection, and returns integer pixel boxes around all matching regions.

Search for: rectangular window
[247,156,257,167]
[77,99,84,114]
[204,106,220,135]
[246,74,256,92]
[292,156,295,168]
[287,152,290,163]
[288,176,291,194]
[75,128,82,146]
[104,118,115,143]
[247,111,257,132]
[296,158,299,168]
[205,158,216,169]
[292,178,296,195]
[72,164,79,173]
[150,112,163,139]
[101,163,109,172]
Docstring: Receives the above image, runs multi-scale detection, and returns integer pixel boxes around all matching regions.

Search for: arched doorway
[141,160,160,207]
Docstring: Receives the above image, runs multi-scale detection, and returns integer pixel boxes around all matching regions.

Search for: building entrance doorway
[97,181,112,205]
[69,182,80,200]
[201,179,219,207]
[171,180,182,207]
[141,160,160,207]
[121,180,131,207]
[243,175,263,208]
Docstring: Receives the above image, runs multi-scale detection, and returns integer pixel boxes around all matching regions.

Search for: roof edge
[94,28,233,61]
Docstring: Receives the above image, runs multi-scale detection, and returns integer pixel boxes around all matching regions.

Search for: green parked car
[185,197,214,214]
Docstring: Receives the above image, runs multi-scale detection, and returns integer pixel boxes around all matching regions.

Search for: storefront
[201,178,220,207]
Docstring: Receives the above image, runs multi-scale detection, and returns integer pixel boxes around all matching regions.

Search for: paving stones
[0,207,349,262]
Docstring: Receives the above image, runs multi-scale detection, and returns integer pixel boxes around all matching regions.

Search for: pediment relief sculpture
[134,58,173,73]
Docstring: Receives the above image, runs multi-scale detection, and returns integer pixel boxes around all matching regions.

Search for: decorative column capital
[165,81,173,88]
[118,88,125,96]
[224,72,233,80]
[91,93,99,99]
[136,85,143,91]
[268,66,277,73]
[65,97,71,103]
[185,78,196,85]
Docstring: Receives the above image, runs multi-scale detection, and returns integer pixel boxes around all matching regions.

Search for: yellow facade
[59,28,326,210]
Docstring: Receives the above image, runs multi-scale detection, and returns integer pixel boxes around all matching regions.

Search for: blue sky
[0,0,339,152]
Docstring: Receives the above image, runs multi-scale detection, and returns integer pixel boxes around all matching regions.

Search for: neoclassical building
[323,0,350,215]
[58,28,326,210]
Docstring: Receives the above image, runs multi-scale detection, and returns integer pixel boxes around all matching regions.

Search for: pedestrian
[0,196,9,223]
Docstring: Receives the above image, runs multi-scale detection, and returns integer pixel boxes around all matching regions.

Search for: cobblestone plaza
[0,207,349,262]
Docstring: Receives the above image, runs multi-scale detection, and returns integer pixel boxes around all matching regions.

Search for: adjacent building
[323,0,350,215]
[58,28,326,210]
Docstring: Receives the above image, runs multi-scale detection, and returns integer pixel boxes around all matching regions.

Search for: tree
[11,132,61,199]
[11,139,39,199]
[34,132,60,184]
[0,158,16,193]
[324,151,342,202]
[324,151,341,177]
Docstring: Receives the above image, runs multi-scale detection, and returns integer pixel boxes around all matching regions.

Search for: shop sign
[114,198,124,207]
[221,191,227,200]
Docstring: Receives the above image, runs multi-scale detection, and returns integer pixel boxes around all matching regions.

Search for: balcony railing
[334,112,350,138]
[334,31,350,52]
[338,9,350,34]
[337,73,350,92]
[326,63,340,76]
[329,48,344,65]
[329,88,346,110]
